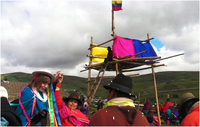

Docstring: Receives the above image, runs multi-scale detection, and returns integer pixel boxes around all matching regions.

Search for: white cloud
[1,1,199,78]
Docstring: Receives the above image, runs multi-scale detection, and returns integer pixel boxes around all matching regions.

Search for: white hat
[32,69,56,82]
[0,86,8,98]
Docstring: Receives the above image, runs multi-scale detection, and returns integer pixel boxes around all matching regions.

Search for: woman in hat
[54,71,90,126]
[178,92,199,126]
[16,69,56,126]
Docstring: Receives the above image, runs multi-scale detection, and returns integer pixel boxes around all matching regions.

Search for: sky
[1,0,199,78]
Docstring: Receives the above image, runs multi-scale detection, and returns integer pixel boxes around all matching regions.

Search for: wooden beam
[122,64,165,72]
[84,56,161,69]
[88,38,116,50]
[86,73,139,82]
[87,55,106,59]
[155,53,184,61]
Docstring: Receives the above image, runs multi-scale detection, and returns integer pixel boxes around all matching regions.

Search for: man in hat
[89,73,149,126]
[178,92,199,126]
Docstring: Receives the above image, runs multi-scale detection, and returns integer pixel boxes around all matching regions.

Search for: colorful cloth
[54,90,89,126]
[80,100,89,116]
[112,35,135,58]
[142,102,151,112]
[89,97,149,126]
[163,101,174,112]
[127,39,157,57]
[16,87,48,126]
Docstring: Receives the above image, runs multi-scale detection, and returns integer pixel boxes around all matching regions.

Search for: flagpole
[112,9,119,75]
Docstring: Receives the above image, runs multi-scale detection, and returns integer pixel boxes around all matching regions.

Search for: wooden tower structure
[80,2,184,125]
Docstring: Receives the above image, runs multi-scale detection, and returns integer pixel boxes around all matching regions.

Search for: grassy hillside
[1,71,199,105]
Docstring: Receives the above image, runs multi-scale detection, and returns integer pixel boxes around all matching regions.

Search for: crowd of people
[1,70,199,126]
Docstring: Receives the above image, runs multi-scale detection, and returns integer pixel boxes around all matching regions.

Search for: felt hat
[178,92,199,117]
[103,73,134,96]
[65,92,82,106]
[0,86,8,98]
[148,107,156,113]
[32,69,56,82]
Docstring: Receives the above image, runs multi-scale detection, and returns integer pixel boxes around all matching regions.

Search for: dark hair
[114,89,131,99]
[181,99,198,118]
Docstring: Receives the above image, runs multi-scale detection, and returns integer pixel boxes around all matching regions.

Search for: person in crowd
[54,71,90,126]
[163,98,174,113]
[1,86,22,126]
[171,104,180,125]
[146,114,156,126]
[142,99,151,116]
[147,107,160,126]
[154,102,163,116]
[89,73,149,126]
[80,95,89,117]
[178,92,199,126]
[164,106,174,125]
[103,46,113,68]
[15,69,56,126]
[97,99,104,110]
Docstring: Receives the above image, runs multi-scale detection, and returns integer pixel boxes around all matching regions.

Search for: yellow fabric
[91,44,108,63]
[103,101,135,108]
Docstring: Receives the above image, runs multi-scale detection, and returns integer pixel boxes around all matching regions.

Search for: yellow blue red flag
[112,0,122,11]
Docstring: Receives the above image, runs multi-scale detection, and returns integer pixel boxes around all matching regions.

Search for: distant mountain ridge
[1,71,199,104]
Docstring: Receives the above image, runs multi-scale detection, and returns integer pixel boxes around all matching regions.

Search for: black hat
[65,92,82,106]
[103,73,133,96]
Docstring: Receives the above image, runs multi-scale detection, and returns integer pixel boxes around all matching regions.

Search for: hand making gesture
[55,71,63,90]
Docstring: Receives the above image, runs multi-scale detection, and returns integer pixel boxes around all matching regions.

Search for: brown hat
[148,107,156,113]
[65,92,82,106]
[178,92,199,117]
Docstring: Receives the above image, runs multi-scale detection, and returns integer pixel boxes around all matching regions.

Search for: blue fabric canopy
[126,38,157,58]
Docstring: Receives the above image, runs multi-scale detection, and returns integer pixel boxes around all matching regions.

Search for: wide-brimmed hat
[178,92,199,117]
[0,86,8,98]
[32,69,56,82]
[148,107,156,113]
[103,73,133,96]
[65,92,82,106]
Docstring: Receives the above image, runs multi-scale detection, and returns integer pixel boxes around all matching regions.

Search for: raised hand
[55,71,63,84]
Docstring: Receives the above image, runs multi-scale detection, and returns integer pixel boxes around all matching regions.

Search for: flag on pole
[112,0,122,11]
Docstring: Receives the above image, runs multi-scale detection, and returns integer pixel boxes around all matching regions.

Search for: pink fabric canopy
[112,35,135,58]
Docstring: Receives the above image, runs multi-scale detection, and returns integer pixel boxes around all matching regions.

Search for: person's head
[146,99,150,103]
[65,92,82,110]
[178,92,199,119]
[0,86,8,99]
[103,73,133,101]
[30,69,56,93]
[146,114,153,123]
[166,98,170,102]
[148,107,156,115]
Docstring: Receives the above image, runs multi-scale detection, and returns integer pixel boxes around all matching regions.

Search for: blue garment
[126,38,157,58]
[16,87,49,126]
[80,100,89,115]
[166,109,172,119]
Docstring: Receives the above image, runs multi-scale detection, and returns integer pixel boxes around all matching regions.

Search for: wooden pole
[151,65,161,126]
[87,37,93,97]
[112,9,119,75]
[138,93,140,110]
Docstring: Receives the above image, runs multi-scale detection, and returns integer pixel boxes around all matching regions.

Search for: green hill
[1,71,199,105]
